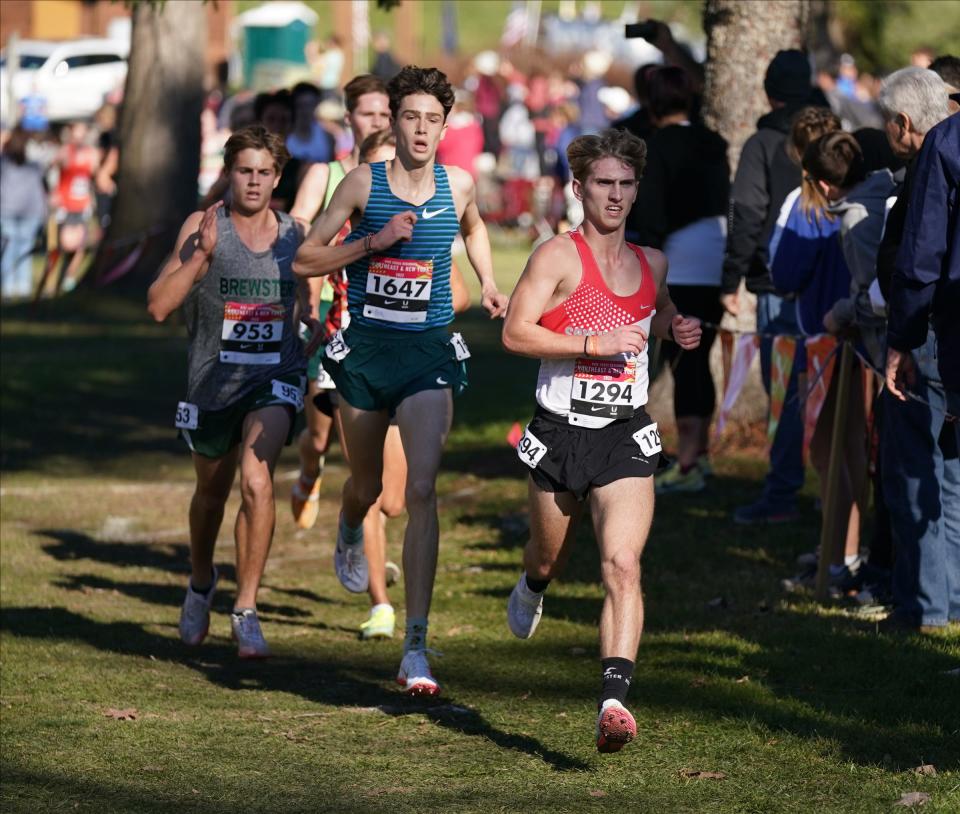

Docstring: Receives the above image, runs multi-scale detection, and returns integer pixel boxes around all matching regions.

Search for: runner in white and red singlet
[501,128,701,754]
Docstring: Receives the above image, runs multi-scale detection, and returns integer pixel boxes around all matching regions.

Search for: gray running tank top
[181,206,305,410]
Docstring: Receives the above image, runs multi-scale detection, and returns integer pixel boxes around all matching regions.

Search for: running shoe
[507,573,544,639]
[697,453,714,479]
[360,604,395,640]
[396,649,440,697]
[290,474,322,530]
[385,561,401,587]
[334,513,368,593]
[596,699,637,754]
[655,462,705,495]
[230,608,270,659]
[178,566,218,646]
[732,498,799,525]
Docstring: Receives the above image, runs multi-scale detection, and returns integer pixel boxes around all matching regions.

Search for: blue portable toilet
[238,1,319,89]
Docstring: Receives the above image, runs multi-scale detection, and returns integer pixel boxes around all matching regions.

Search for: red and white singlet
[536,230,657,428]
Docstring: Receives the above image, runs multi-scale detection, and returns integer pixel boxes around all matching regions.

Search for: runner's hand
[372,211,417,251]
[197,201,222,258]
[885,347,914,402]
[596,325,648,356]
[301,316,325,358]
[672,314,702,350]
[481,286,509,319]
[720,291,739,317]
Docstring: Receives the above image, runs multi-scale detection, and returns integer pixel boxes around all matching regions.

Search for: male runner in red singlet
[502,128,701,753]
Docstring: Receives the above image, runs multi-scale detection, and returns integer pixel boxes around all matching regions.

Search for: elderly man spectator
[879,68,958,633]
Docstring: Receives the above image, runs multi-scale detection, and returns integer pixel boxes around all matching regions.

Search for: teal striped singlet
[345,161,460,331]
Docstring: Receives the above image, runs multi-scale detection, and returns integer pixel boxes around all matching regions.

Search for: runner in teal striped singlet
[294,67,508,697]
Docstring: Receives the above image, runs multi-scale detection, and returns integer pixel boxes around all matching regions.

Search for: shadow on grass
[0,606,589,773]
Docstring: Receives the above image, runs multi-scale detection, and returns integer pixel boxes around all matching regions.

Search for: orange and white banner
[768,336,797,443]
[715,334,760,436]
[803,335,839,454]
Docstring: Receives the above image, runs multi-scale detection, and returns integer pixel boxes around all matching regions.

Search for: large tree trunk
[701,0,810,174]
[89,0,206,292]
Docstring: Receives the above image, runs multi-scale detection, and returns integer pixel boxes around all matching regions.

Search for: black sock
[599,657,634,707]
[190,569,215,596]
[525,575,550,593]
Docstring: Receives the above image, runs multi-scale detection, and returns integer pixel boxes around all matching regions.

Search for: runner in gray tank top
[148,125,322,660]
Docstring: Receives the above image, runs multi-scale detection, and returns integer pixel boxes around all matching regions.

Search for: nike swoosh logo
[383,299,398,306]
[590,405,606,412]
[422,207,449,220]
[436,377,448,385]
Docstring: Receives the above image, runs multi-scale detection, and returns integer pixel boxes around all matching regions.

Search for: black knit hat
[764,49,812,104]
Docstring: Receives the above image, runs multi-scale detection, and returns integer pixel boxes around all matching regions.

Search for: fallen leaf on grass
[894,791,930,807]
[690,677,707,688]
[445,624,476,637]
[588,790,606,797]
[679,769,727,780]
[141,766,163,773]
[912,765,937,777]
[103,707,138,721]
[735,675,750,684]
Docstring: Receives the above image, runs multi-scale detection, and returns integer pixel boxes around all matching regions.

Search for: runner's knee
[601,550,641,592]
[380,494,405,518]
[404,476,436,508]
[240,469,274,507]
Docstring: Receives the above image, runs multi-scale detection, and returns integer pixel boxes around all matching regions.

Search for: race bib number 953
[220,301,285,365]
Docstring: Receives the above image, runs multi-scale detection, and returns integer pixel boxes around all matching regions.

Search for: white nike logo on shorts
[422,207,449,219]
[436,377,448,385]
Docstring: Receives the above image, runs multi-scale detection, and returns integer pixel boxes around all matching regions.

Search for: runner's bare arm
[449,166,507,318]
[647,248,702,349]
[289,162,331,231]
[293,165,414,278]
[502,238,648,359]
[147,204,220,322]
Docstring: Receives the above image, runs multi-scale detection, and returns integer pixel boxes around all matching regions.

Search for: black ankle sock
[525,575,551,593]
[599,657,635,707]
[190,569,215,596]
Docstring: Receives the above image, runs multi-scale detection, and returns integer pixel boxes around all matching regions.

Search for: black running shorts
[519,406,665,501]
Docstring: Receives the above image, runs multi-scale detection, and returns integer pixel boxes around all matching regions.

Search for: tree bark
[90,0,206,292]
[701,0,810,174]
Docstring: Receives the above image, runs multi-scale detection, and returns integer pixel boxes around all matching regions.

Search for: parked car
[0,37,128,125]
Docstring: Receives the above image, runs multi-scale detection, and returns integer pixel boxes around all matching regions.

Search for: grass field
[1,249,959,813]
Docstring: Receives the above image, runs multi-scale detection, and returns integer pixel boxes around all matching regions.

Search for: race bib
[325,329,350,361]
[570,357,637,419]
[451,332,471,361]
[174,401,198,430]
[517,425,548,469]
[632,421,662,457]
[69,176,90,200]
[315,364,336,390]
[271,379,304,411]
[220,301,285,365]
[363,256,433,324]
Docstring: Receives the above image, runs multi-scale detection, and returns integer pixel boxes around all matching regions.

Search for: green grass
[2,250,959,813]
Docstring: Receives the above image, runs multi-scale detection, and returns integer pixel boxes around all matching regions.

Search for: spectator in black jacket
[627,67,729,493]
[723,49,824,525]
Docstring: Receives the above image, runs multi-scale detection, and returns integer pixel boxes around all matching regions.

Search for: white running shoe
[385,561,401,587]
[179,567,218,646]
[230,608,270,659]
[595,699,637,754]
[507,573,544,639]
[396,649,441,697]
[334,514,369,593]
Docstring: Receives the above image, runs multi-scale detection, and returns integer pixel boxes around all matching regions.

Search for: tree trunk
[89,0,206,292]
[701,0,810,174]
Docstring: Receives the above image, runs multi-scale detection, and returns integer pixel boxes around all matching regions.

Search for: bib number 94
[517,426,548,469]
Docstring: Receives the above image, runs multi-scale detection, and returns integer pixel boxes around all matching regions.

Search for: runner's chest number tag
[325,329,350,361]
[517,426,548,469]
[632,422,661,457]
[363,256,433,324]
[570,357,637,419]
[220,301,285,365]
[451,332,471,361]
[175,401,198,430]
[315,364,336,390]
[271,380,304,411]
